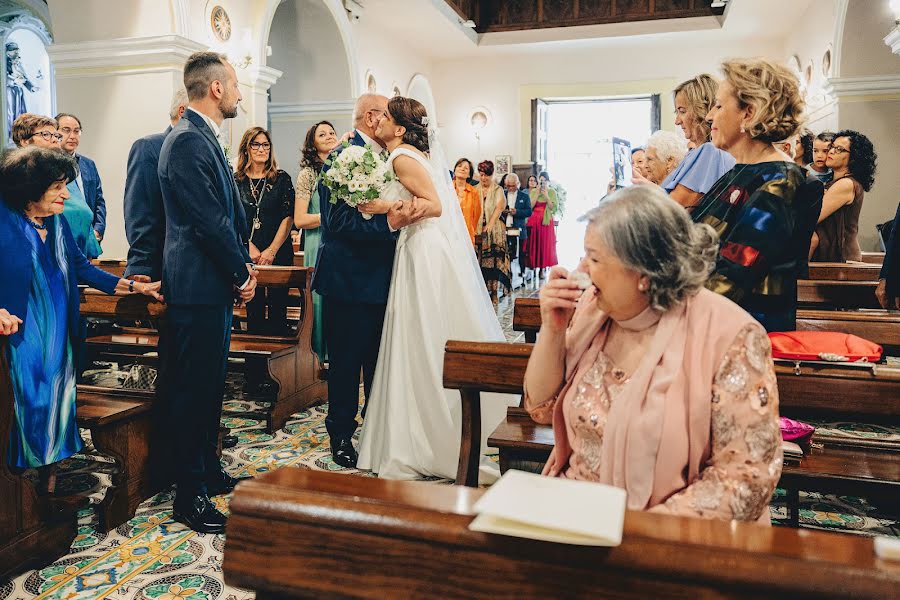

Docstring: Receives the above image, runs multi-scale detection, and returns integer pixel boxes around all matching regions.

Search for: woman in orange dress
[453,158,481,244]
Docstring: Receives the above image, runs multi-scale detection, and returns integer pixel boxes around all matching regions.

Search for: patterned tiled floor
[3,277,898,598]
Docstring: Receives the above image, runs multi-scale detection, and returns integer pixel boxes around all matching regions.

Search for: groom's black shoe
[172,493,227,534]
[331,438,358,468]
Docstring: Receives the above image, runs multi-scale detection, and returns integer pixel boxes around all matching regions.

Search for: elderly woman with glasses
[11,113,101,259]
[809,130,877,263]
[526,186,780,522]
[234,126,295,335]
[0,147,161,492]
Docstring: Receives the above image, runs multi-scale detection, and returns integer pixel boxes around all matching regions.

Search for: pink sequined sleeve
[651,323,782,522]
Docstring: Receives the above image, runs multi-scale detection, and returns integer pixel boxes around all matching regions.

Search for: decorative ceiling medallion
[211,5,232,42]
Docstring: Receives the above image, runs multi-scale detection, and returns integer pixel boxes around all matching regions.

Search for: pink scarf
[547,287,756,510]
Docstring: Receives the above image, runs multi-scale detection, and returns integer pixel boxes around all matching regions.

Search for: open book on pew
[468,469,626,546]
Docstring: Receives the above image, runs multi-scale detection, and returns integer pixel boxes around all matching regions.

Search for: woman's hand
[0,309,22,335]
[257,248,276,266]
[249,242,261,264]
[539,266,583,333]
[135,281,164,303]
[358,199,400,215]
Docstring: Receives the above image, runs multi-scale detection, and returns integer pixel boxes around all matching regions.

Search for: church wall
[431,36,785,169]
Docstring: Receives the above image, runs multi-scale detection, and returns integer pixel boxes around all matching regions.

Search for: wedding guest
[808,131,834,184]
[526,171,559,278]
[124,88,188,282]
[692,57,818,332]
[796,129,814,168]
[11,113,61,149]
[235,126,294,335]
[57,113,106,245]
[526,174,538,192]
[644,130,689,185]
[810,130,876,263]
[295,120,339,363]
[631,147,648,178]
[501,172,532,263]
[477,160,511,304]
[876,200,900,310]
[655,75,736,208]
[454,157,481,243]
[525,186,780,522]
[0,146,161,491]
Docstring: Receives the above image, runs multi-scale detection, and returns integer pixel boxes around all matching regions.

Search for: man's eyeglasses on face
[249,142,271,150]
[30,131,63,142]
[60,127,82,136]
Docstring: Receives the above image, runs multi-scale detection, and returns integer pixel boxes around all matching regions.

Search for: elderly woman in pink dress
[524,185,782,523]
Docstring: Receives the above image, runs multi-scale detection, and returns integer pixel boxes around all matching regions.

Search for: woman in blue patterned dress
[0,147,161,492]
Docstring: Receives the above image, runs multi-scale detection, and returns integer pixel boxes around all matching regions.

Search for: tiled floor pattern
[3,276,898,598]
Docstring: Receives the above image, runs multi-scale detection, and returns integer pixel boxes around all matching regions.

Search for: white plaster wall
[431,36,786,167]
[49,0,172,43]
[350,17,435,102]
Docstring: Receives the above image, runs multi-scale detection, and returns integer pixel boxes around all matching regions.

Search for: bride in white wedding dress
[355,96,515,482]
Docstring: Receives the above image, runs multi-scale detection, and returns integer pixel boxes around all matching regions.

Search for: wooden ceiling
[444,0,725,34]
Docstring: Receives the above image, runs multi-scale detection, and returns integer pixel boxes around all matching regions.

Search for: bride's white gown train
[356,147,515,482]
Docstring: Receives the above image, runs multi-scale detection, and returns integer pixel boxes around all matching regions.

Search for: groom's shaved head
[354,93,389,127]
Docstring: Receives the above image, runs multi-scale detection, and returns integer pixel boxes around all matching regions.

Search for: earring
[740,124,746,134]
[638,283,647,292]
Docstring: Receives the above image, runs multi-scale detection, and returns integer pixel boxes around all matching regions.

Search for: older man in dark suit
[876,201,900,310]
[158,52,256,533]
[124,88,188,281]
[56,112,107,242]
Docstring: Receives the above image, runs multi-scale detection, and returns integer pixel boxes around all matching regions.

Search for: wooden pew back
[224,469,900,599]
[807,262,884,281]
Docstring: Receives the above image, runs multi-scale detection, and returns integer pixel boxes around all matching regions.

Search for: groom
[313,93,425,467]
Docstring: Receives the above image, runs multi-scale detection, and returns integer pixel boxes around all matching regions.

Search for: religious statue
[6,41,39,137]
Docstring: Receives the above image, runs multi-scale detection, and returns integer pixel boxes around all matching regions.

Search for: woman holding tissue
[524,186,781,523]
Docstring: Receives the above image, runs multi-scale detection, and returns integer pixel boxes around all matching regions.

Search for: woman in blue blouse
[0,147,161,492]
[635,75,735,209]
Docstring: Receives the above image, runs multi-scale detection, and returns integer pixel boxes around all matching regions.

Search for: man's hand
[236,266,258,306]
[94,230,102,242]
[875,279,899,310]
[127,275,152,284]
[387,198,427,230]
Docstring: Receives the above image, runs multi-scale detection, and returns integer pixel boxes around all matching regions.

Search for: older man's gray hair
[646,130,689,165]
[353,93,388,126]
[169,88,189,121]
[506,172,519,185]
[580,185,718,310]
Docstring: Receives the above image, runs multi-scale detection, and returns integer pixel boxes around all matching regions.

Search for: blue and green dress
[62,180,102,259]
[1,206,119,468]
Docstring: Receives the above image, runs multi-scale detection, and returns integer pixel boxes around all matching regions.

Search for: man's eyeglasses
[828,146,850,154]
[249,142,271,150]
[60,127,82,136]
[30,131,63,142]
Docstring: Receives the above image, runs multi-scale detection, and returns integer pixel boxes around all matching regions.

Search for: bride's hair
[388,96,430,154]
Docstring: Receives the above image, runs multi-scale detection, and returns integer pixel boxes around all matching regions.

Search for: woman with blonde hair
[692,58,822,332]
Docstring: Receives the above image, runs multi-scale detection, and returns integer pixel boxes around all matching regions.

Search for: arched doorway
[406,73,437,124]
[263,0,357,169]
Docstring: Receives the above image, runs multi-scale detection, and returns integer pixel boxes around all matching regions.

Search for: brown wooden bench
[0,338,81,579]
[807,262,885,281]
[861,251,885,265]
[798,279,881,310]
[223,468,900,599]
[82,265,327,432]
[515,296,900,356]
[443,340,900,527]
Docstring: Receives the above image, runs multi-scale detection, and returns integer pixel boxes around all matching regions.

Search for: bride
[355,96,515,482]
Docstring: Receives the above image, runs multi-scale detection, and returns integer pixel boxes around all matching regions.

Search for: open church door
[531,98,549,171]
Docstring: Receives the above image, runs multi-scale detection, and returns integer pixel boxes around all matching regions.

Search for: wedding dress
[356,146,515,482]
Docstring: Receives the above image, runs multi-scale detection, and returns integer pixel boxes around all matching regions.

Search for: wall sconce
[229,27,253,70]
[886,0,900,54]
[469,107,490,155]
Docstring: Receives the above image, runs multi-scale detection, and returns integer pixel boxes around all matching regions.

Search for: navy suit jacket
[312,131,399,304]
[510,189,533,233]
[124,126,171,280]
[75,153,107,237]
[0,201,119,345]
[158,110,251,305]
[880,200,900,296]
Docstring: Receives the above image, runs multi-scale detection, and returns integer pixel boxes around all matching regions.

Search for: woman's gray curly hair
[580,186,719,311]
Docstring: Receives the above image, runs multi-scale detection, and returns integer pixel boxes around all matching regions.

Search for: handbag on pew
[768,331,883,363]
[122,363,158,391]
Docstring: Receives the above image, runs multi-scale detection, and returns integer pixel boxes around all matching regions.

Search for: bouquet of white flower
[322,142,394,220]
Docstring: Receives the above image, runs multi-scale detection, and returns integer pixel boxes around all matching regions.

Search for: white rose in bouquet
[322,142,394,219]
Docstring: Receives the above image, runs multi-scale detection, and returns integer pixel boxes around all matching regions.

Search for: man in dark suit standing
[56,112,106,242]
[124,88,188,281]
[314,93,424,468]
[501,173,532,270]
[158,52,256,533]
[876,200,900,310]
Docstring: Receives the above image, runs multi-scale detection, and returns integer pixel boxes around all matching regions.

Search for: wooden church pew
[443,341,900,527]
[81,265,327,432]
[807,262,884,281]
[797,279,881,310]
[860,251,885,265]
[224,468,900,599]
[0,337,81,579]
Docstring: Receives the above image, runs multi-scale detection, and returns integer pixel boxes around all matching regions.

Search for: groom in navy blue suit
[313,94,425,467]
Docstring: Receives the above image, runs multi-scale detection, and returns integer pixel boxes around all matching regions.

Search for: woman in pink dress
[525,170,558,277]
